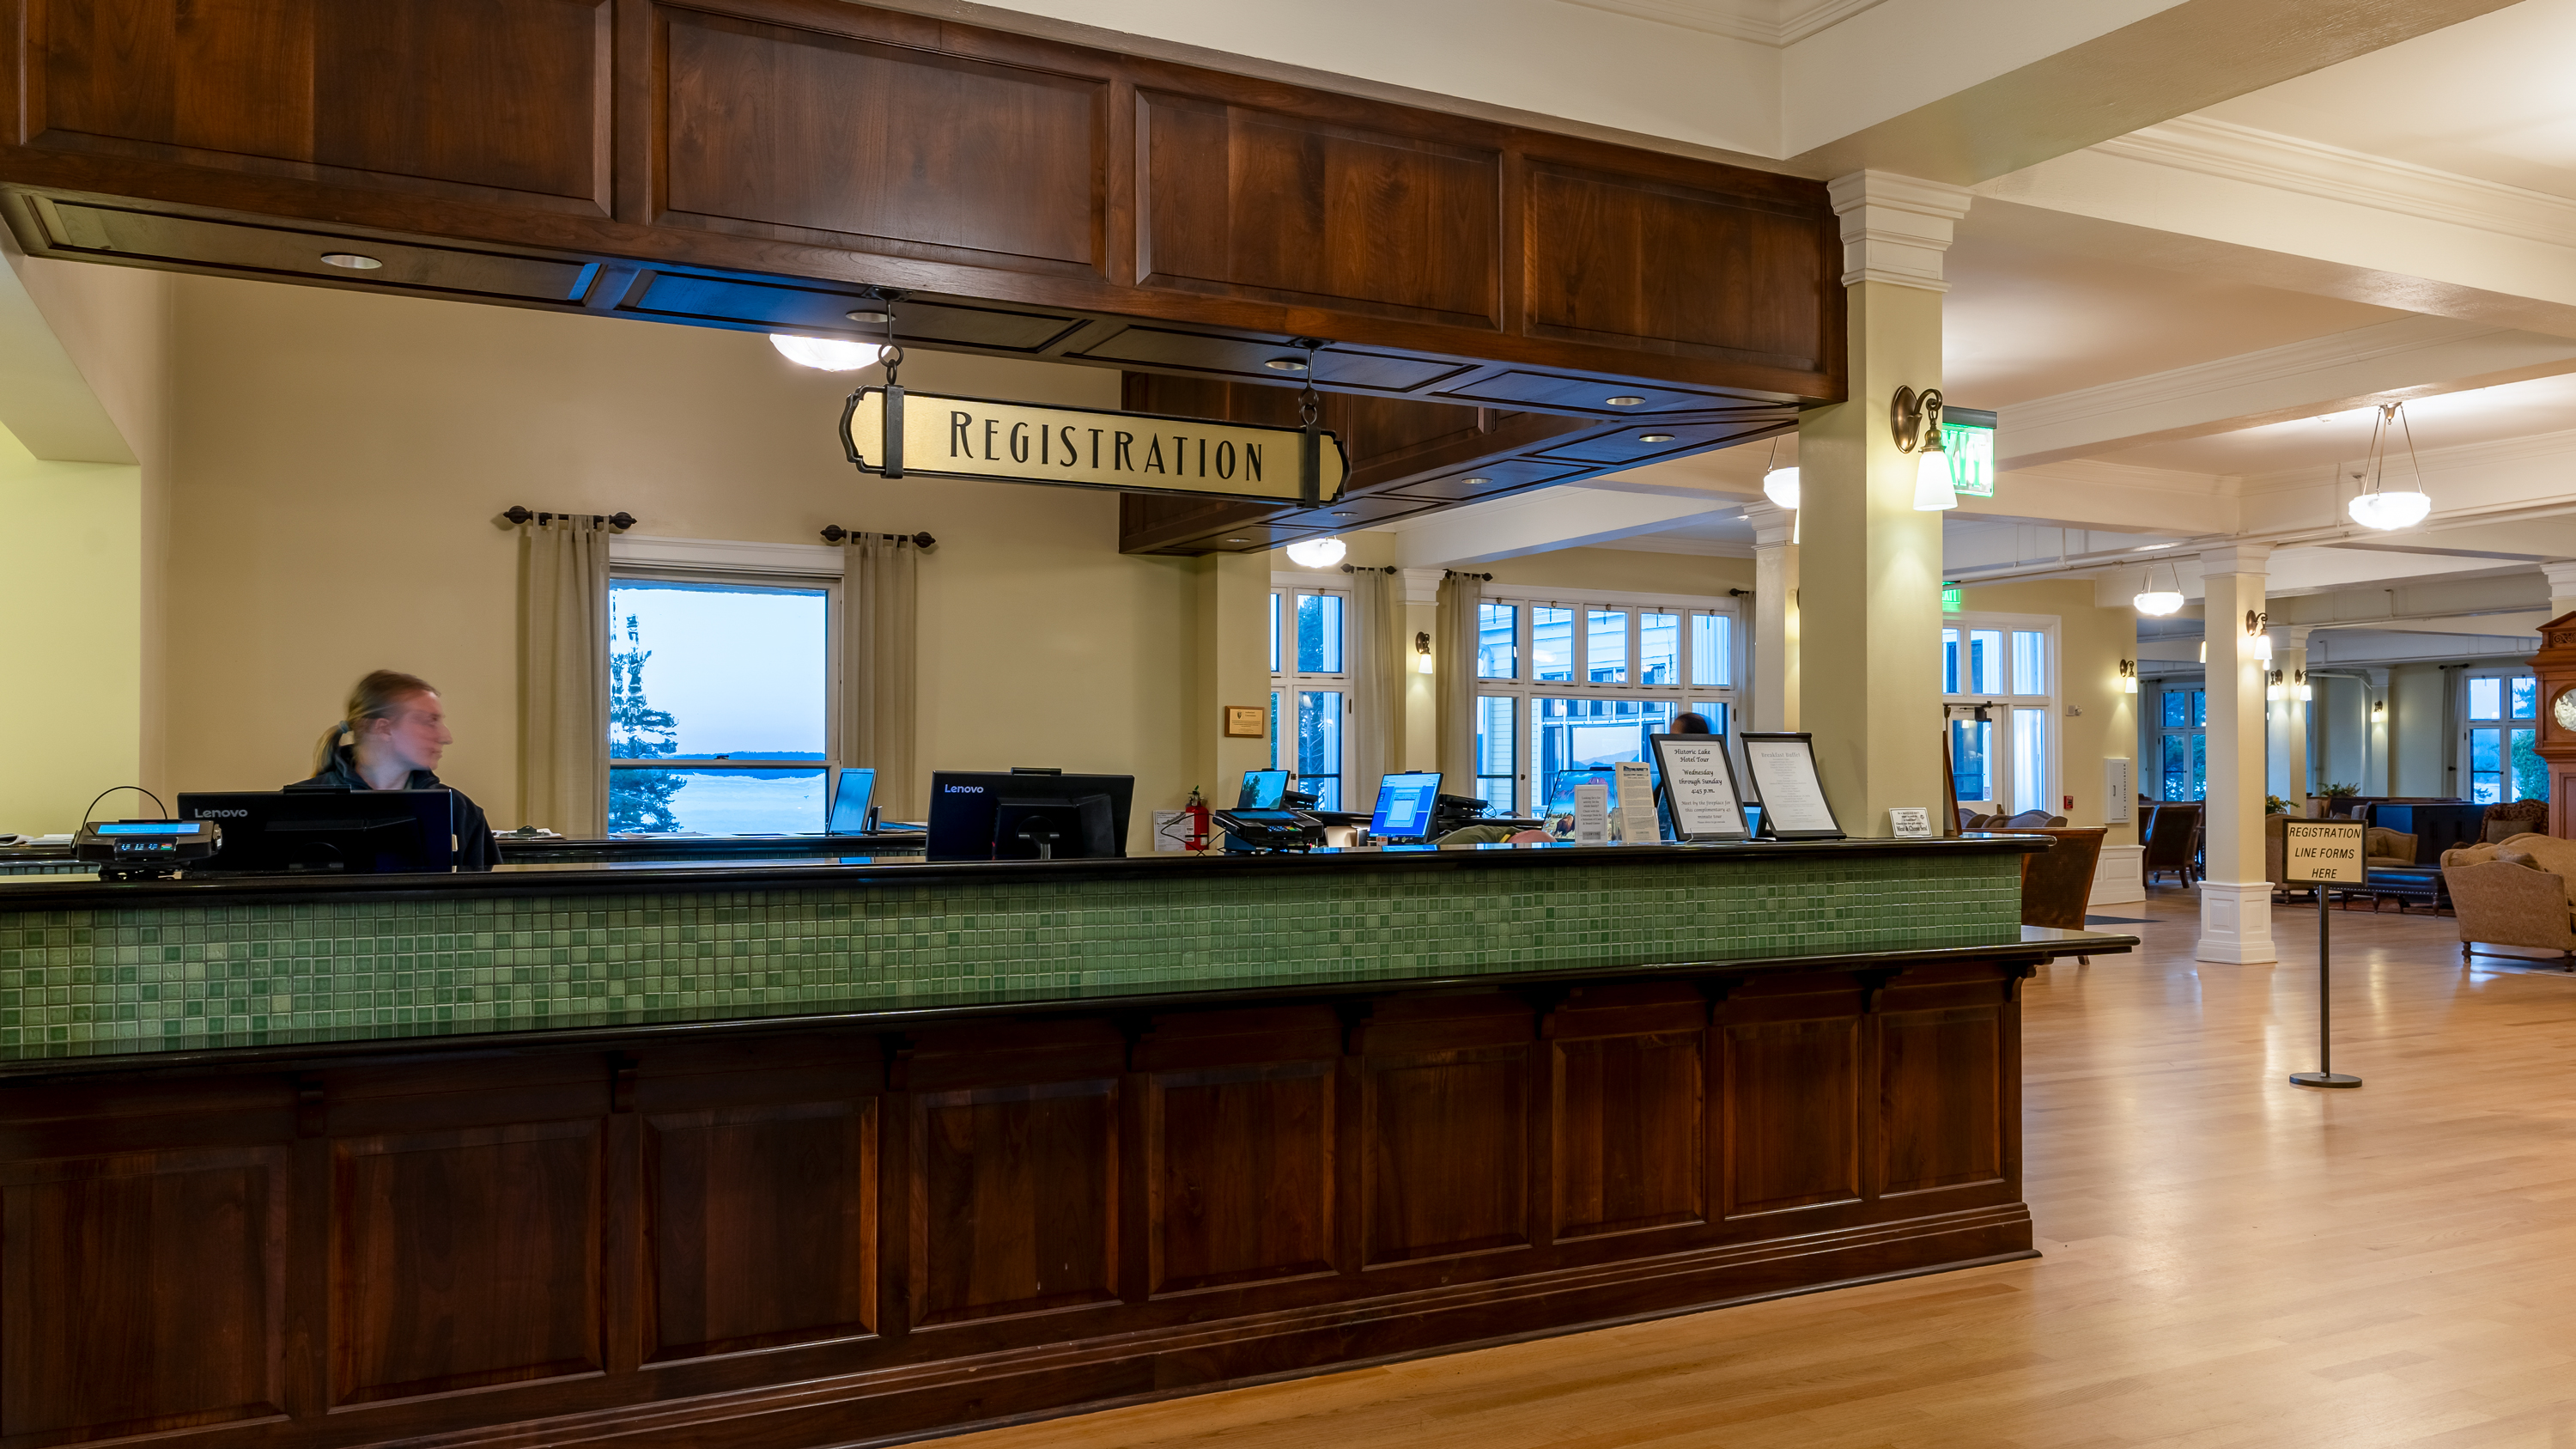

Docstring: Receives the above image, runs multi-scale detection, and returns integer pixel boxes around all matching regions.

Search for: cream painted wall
[1952,579,2139,843]
[1482,547,1754,600]
[160,275,1206,826]
[0,433,141,834]
[2390,662,2450,797]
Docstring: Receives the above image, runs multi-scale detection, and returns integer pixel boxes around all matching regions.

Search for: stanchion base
[2289,1071,2363,1088]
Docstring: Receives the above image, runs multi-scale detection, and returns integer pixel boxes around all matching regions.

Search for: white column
[2198,544,2275,964]
[1800,172,1971,835]
[1743,501,1800,733]
[2543,559,2576,621]
[2266,625,2312,810]
[2363,667,2392,795]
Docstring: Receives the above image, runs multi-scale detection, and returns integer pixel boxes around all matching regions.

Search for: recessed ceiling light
[1462,476,1489,485]
[320,253,383,271]
[1264,356,1310,373]
[846,308,890,324]
[1330,510,1355,518]
[1637,432,1675,443]
[1606,395,1646,406]
[1224,537,1249,544]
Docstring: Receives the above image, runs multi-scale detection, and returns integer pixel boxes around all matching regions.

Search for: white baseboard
[2196,879,2278,964]
[2089,843,2144,908]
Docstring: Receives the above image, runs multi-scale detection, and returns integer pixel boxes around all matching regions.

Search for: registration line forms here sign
[2282,819,2366,885]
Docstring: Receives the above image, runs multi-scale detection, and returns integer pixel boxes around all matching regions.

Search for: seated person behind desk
[289,669,496,871]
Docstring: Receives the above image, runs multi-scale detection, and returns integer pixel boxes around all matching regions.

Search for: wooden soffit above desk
[0,0,1838,551]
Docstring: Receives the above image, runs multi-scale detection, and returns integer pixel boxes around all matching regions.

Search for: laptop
[826,767,877,835]
[1369,771,1443,840]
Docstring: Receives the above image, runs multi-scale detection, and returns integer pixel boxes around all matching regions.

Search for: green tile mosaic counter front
[0,844,2028,1059]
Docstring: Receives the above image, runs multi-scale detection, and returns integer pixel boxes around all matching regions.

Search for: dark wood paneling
[1880,1007,2006,1196]
[38,200,597,301]
[659,9,1102,269]
[1523,162,1835,371]
[1359,999,1533,1269]
[1722,1016,1862,1217]
[1552,1031,1704,1239]
[29,0,610,206]
[0,1146,288,1442]
[331,1120,604,1403]
[911,1079,1121,1327]
[1139,90,1499,327]
[644,1099,877,1361]
[1149,1061,1335,1294]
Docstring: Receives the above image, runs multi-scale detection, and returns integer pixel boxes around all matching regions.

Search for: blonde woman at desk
[289,669,498,871]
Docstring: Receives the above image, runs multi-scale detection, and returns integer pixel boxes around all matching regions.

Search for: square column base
[2196,880,2276,964]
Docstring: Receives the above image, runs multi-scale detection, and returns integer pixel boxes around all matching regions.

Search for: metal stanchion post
[2288,820,2363,1088]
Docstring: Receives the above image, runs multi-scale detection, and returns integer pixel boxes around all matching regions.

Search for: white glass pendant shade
[769,333,885,371]
[1911,448,1957,511]
[2347,489,2431,530]
[2133,588,2184,617]
[1761,466,1801,510]
[1285,536,1346,569]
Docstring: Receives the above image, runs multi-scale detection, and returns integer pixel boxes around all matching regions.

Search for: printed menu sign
[1572,782,1612,845]
[2282,819,2366,885]
[1741,734,1844,840]
[1613,761,1662,843]
[1650,735,1747,841]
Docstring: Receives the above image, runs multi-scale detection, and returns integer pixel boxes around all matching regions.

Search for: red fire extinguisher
[1184,786,1211,852]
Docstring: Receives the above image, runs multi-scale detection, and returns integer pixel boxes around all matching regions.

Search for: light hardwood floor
[948,892,2576,1449]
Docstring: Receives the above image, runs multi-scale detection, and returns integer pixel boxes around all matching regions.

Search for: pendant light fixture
[1892,387,1956,511]
[2346,400,2433,530]
[1285,537,1346,569]
[1759,436,1801,510]
[768,333,885,371]
[2133,558,2185,616]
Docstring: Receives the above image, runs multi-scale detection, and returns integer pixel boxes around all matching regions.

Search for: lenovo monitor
[826,767,878,835]
[1369,771,1442,840]
[927,771,1134,861]
[179,789,458,874]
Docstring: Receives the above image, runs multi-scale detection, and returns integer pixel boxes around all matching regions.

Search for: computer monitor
[179,790,458,874]
[826,767,877,834]
[1238,769,1291,809]
[927,771,1134,861]
[1369,771,1442,839]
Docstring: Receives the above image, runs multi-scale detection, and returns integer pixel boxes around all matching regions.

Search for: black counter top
[0,834,2057,910]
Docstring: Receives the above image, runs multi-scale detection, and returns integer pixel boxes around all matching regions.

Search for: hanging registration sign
[840,387,1348,506]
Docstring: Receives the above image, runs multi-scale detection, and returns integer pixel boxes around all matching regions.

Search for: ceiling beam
[1388,486,1742,566]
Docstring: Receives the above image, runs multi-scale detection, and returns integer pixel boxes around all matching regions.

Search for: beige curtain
[842,534,921,820]
[1346,567,1406,798]
[519,518,611,835]
[1435,571,1479,788]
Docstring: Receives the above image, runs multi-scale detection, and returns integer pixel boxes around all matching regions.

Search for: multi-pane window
[2156,686,2208,801]
[1472,591,1741,817]
[2463,670,2544,805]
[1944,615,2057,814]
[607,575,832,833]
[1268,584,1349,809]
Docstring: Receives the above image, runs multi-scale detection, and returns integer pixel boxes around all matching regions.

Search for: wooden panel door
[642,1099,878,1361]
[331,1120,605,1404]
[0,1145,289,1444]
[1721,1014,1862,1219]
[908,1079,1121,1328]
[657,8,1104,271]
[1879,1006,2007,1196]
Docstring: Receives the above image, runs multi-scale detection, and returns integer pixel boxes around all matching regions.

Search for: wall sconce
[2117,659,2138,694]
[2266,669,2286,703]
[2372,698,2385,716]
[2243,610,2272,661]
[1415,631,1435,674]
[1893,386,1956,511]
[2198,640,2206,664]
[2294,668,2311,703]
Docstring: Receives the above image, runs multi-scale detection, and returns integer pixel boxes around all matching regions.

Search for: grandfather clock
[2532,612,2576,838]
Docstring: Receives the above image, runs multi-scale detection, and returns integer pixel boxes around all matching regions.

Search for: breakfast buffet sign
[841,387,1349,505]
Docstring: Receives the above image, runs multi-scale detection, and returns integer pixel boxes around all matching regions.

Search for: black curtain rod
[503,506,634,531]
[1445,569,1493,581]
[819,526,937,548]
[1339,563,1400,575]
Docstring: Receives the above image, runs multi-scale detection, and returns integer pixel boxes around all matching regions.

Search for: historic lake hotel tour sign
[841,386,1350,505]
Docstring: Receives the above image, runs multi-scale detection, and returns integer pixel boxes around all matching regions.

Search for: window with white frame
[608,571,835,833]
[2152,681,2208,801]
[1471,588,1742,817]
[1942,614,2057,815]
[2461,667,2545,805]
[1268,580,1350,810]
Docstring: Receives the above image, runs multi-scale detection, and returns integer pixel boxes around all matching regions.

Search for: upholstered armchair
[2481,799,2549,843]
[2441,833,2576,966]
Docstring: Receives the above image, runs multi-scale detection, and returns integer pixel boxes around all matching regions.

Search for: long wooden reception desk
[0,839,2126,1449]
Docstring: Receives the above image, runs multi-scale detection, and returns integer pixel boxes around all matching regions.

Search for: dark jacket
[289,749,497,871]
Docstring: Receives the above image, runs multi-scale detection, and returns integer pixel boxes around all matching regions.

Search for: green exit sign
[1941,586,1963,612]
[1941,406,1996,499]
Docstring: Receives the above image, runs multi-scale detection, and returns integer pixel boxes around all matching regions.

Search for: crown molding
[2090,115,2576,252]
[2235,423,2576,495]
[1555,0,1887,46]
[1588,534,1759,558]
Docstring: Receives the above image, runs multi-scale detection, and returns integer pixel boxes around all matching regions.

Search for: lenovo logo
[195,810,251,819]
[942,784,984,794]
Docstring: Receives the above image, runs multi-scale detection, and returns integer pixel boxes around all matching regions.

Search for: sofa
[2440,833,2576,967]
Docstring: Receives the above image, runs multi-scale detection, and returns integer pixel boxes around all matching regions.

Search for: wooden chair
[2142,801,2203,887]
[2020,827,2106,965]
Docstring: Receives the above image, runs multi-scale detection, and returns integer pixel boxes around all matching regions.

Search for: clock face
[2555,688,2576,732]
